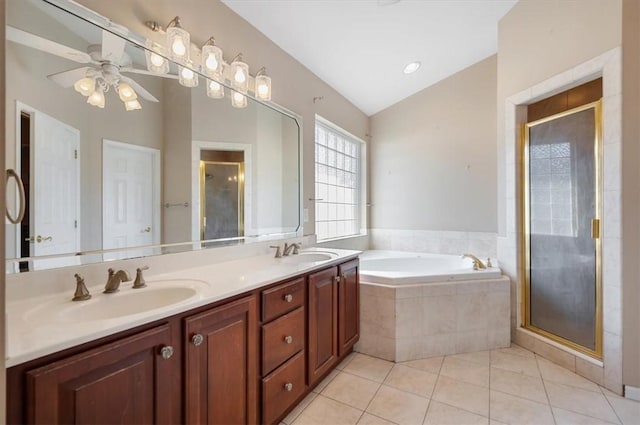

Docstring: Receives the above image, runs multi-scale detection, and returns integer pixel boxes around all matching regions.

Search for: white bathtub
[357,250,510,362]
[359,250,502,285]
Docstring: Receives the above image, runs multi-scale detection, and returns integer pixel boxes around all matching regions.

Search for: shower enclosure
[522,100,602,358]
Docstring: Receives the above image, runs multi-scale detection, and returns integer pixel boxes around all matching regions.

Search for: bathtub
[359,250,502,285]
[357,250,511,362]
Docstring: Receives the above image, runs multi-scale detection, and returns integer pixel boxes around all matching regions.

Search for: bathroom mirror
[5,0,301,272]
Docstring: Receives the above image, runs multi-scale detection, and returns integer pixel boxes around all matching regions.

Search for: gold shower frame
[200,160,245,240]
[520,100,603,359]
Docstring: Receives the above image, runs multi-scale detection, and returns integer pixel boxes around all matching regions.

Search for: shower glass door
[523,100,602,358]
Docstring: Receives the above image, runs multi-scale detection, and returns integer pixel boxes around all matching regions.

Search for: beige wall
[497,0,622,235]
[369,55,497,232]
[622,0,640,388]
[76,0,370,237]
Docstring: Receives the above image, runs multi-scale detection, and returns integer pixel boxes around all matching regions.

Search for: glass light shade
[231,60,249,93]
[87,86,105,108]
[74,77,95,96]
[144,42,169,74]
[231,91,247,108]
[201,44,223,78]
[255,74,271,101]
[179,62,199,88]
[206,80,224,99]
[167,25,190,62]
[117,82,137,102]
[125,99,142,111]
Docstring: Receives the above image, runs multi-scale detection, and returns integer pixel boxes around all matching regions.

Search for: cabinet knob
[283,335,293,344]
[284,383,293,392]
[159,345,174,360]
[191,334,204,346]
[283,294,293,303]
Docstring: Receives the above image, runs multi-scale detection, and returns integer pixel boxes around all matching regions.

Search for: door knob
[284,383,293,392]
[159,345,174,360]
[26,235,53,243]
[191,334,204,346]
[283,294,293,303]
[283,335,293,344]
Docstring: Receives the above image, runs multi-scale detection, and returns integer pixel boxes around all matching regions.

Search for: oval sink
[280,252,336,264]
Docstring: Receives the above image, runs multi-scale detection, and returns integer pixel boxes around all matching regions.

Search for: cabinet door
[307,266,338,385]
[339,259,360,356]
[26,324,177,424]
[185,295,258,425]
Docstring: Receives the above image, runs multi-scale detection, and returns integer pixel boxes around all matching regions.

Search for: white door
[31,110,80,269]
[103,140,160,260]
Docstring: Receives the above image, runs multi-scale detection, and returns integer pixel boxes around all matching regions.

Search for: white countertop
[6,248,360,367]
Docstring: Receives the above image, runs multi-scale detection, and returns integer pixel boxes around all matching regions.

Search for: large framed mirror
[5,0,301,273]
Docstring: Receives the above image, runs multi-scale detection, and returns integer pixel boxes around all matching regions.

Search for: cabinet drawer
[262,277,305,322]
[262,350,306,425]
[262,307,305,375]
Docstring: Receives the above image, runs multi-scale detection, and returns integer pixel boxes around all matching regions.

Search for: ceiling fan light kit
[144,16,272,108]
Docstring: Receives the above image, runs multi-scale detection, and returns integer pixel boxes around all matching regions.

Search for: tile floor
[282,345,640,425]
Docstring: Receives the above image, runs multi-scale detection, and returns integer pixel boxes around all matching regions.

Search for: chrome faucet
[462,253,487,270]
[283,242,301,256]
[103,268,131,293]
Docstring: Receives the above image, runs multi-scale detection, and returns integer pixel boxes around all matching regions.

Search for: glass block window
[315,119,363,240]
[529,142,574,236]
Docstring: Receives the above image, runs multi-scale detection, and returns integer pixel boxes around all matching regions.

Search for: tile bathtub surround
[358,277,511,362]
[283,345,639,425]
[369,229,498,261]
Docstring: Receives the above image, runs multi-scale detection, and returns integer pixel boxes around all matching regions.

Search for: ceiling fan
[6,25,167,110]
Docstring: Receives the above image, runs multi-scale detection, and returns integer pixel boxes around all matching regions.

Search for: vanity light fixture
[230,54,249,94]
[179,61,199,87]
[403,61,421,74]
[165,16,190,63]
[201,37,223,79]
[144,41,169,74]
[255,67,271,101]
[206,79,224,99]
[231,91,247,108]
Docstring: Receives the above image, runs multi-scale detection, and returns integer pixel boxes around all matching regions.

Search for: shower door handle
[591,219,600,239]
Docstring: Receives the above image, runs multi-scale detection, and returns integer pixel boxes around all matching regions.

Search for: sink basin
[25,279,208,324]
[279,252,336,264]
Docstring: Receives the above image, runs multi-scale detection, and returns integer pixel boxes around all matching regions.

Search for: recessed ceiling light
[403,61,421,74]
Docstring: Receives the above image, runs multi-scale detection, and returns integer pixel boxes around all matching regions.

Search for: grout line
[599,386,625,425]
[355,358,398,424]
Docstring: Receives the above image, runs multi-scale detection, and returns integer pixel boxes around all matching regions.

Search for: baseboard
[624,385,640,401]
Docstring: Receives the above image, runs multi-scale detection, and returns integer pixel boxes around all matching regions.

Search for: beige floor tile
[384,364,438,398]
[336,352,358,370]
[367,385,430,425]
[312,368,340,393]
[292,395,362,425]
[537,356,601,393]
[343,354,394,383]
[490,367,548,404]
[449,350,491,366]
[493,344,536,359]
[545,382,621,424]
[282,392,318,424]
[432,375,489,417]
[401,356,444,374]
[490,351,540,378]
[357,413,396,425]
[440,357,490,388]
[322,372,381,410]
[490,390,554,425]
[423,400,488,425]
[602,390,640,425]
[553,407,620,425]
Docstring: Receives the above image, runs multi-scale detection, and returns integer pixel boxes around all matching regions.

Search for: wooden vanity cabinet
[24,324,179,425]
[184,295,258,425]
[338,259,360,356]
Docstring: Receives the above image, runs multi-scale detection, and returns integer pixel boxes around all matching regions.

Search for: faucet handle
[133,266,149,289]
[292,243,302,255]
[270,245,282,258]
[72,273,91,301]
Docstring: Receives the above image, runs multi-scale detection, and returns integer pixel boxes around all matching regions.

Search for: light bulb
[205,54,218,71]
[231,60,249,94]
[178,62,199,88]
[150,53,164,67]
[234,68,246,83]
[181,67,194,79]
[258,84,268,96]
[207,80,224,99]
[172,36,186,56]
[118,82,137,102]
[125,99,142,111]
[74,77,95,96]
[231,91,247,108]
[87,87,105,108]
[166,23,190,62]
[255,73,271,101]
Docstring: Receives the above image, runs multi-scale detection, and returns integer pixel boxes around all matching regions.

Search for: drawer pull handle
[159,345,174,360]
[284,383,293,392]
[284,335,293,344]
[283,294,293,303]
[192,334,204,346]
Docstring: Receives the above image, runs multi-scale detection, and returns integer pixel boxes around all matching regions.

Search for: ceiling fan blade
[6,26,94,64]
[101,30,126,63]
[47,67,93,88]
[120,76,159,103]
[121,66,179,80]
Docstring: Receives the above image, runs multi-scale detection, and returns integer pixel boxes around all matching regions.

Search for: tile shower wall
[369,229,497,260]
